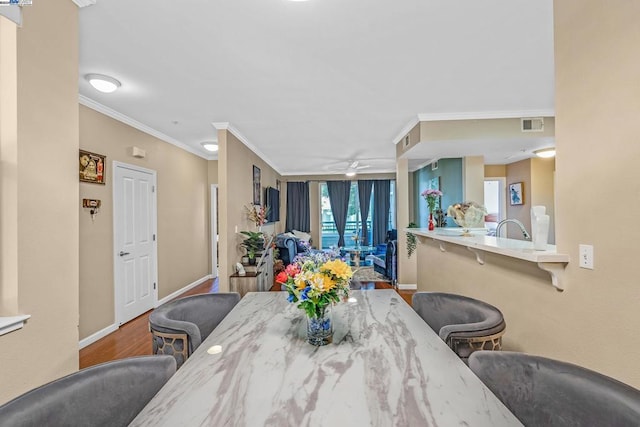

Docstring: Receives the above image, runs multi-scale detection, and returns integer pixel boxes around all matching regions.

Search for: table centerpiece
[276,252,352,346]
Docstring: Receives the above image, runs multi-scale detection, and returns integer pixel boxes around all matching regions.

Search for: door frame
[210,184,218,279]
[112,161,159,326]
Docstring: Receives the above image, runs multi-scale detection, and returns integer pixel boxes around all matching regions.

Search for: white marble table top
[131,290,521,426]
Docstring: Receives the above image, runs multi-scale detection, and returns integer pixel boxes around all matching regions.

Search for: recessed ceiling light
[201,142,219,152]
[534,148,556,158]
[85,74,121,93]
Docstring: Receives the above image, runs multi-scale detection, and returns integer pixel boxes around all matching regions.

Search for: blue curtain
[373,180,391,245]
[327,181,351,247]
[285,182,310,232]
[357,180,373,246]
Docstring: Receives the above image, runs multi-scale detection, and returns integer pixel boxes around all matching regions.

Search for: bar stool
[412,292,506,361]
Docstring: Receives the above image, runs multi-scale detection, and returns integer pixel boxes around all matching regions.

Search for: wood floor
[79,279,415,369]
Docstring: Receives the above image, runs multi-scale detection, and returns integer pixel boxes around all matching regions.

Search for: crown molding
[211,122,282,175]
[392,116,420,145]
[417,109,555,122]
[79,95,214,160]
[72,0,96,7]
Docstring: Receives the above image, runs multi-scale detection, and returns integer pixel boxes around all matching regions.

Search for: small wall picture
[509,182,524,205]
[253,165,261,205]
[79,150,106,184]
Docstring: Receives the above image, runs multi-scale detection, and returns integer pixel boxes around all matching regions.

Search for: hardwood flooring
[79,278,414,369]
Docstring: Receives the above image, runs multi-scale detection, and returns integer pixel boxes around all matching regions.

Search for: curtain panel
[373,180,391,245]
[285,182,310,232]
[357,180,374,245]
[326,181,351,247]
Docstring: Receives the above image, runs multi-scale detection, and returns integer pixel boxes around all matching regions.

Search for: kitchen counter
[406,228,570,290]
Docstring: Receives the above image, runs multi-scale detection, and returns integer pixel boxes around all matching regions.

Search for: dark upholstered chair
[412,292,505,360]
[469,351,640,426]
[149,292,240,368]
[0,355,175,427]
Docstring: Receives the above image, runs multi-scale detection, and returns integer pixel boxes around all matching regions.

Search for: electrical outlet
[579,244,594,269]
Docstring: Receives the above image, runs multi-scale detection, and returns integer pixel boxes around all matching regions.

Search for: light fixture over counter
[534,147,556,158]
[201,142,219,152]
[85,74,121,93]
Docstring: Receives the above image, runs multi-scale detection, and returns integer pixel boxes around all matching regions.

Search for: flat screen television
[265,187,280,223]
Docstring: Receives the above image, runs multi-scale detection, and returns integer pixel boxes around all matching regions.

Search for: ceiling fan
[324,160,372,176]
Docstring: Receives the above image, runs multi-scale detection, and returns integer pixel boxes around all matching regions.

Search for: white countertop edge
[0,315,31,337]
[405,228,569,263]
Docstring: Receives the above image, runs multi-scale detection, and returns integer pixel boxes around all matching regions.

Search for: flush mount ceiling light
[201,142,219,152]
[85,74,121,93]
[534,147,556,158]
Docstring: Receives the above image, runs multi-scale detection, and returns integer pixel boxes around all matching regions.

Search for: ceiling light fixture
[85,74,121,93]
[345,171,356,177]
[534,148,556,158]
[201,142,219,152]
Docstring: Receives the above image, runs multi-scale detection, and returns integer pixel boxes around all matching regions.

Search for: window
[320,181,395,249]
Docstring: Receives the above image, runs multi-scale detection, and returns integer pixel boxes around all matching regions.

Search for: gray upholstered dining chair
[469,351,640,426]
[149,292,241,367]
[412,292,505,361]
[0,355,176,427]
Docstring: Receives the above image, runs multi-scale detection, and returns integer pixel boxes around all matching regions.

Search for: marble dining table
[130,290,521,426]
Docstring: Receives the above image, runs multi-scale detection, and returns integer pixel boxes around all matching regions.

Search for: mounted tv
[265,186,280,223]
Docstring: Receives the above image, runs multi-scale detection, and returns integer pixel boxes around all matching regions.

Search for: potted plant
[240,231,264,265]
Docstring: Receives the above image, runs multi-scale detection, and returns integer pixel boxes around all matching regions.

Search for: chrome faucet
[496,219,531,240]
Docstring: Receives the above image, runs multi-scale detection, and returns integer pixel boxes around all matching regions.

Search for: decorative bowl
[446,202,487,229]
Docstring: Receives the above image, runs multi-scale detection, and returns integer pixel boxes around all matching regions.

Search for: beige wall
[417,0,640,389]
[207,160,218,273]
[484,164,506,177]
[79,106,209,339]
[419,117,555,141]
[505,159,532,239]
[218,130,282,291]
[0,0,80,403]
[530,157,555,244]
[463,156,484,203]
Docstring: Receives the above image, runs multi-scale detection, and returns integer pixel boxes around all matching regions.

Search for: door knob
[119,251,130,257]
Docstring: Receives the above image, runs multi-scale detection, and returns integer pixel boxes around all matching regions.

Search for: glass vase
[428,212,435,231]
[307,305,332,346]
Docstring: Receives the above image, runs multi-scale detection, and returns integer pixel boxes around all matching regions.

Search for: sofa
[275,232,310,265]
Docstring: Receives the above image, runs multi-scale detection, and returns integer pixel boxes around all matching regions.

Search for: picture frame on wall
[509,182,524,205]
[253,165,261,205]
[79,149,106,184]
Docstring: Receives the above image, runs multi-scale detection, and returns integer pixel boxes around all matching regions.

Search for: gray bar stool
[412,292,506,361]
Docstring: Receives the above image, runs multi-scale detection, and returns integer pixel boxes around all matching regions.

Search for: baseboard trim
[79,274,213,350]
[156,274,213,307]
[397,283,418,290]
[79,323,118,350]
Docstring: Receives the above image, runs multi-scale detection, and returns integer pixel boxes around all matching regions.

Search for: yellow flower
[321,259,353,281]
[294,271,312,290]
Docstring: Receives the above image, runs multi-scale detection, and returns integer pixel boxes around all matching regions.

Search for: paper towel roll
[533,214,550,250]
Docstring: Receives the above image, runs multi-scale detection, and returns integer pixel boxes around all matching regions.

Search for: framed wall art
[79,150,106,185]
[253,165,261,205]
[509,182,524,205]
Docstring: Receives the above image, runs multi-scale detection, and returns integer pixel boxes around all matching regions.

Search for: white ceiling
[78,0,555,176]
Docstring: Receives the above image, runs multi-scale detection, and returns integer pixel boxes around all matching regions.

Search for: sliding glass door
[320,181,395,249]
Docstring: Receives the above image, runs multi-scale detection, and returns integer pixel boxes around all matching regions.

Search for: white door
[113,162,158,325]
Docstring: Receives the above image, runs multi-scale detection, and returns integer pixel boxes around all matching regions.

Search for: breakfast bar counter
[131,290,520,426]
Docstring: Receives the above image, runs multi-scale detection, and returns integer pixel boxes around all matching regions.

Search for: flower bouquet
[421,188,443,230]
[276,252,352,346]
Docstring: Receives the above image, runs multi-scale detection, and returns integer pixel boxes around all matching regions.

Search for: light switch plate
[579,244,594,269]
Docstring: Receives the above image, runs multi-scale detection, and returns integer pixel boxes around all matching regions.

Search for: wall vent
[521,117,544,132]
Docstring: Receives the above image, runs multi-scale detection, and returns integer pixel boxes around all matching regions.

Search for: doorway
[113,162,158,326]
[484,178,506,234]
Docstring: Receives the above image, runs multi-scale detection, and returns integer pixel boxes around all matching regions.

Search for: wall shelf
[409,228,569,291]
[0,315,31,337]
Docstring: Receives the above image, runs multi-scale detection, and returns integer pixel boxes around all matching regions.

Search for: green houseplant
[240,231,265,264]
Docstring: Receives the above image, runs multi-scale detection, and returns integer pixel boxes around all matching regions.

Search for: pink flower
[285,264,301,277]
